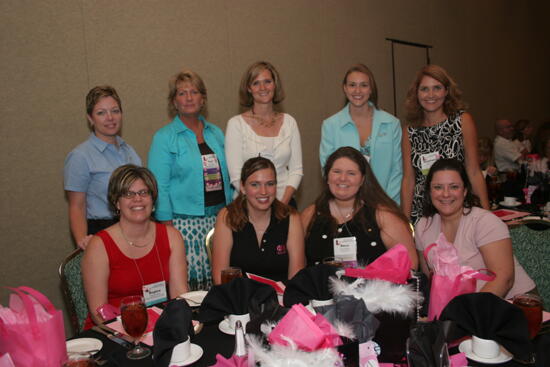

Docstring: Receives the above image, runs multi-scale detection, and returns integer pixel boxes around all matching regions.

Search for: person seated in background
[513,119,534,154]
[82,164,188,327]
[494,119,526,172]
[478,136,497,178]
[301,147,418,268]
[211,157,305,284]
[414,158,535,299]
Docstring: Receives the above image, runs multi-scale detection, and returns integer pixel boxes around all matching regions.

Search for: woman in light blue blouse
[148,70,232,290]
[319,64,402,204]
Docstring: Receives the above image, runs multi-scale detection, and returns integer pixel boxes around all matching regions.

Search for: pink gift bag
[0,286,67,367]
[424,234,495,320]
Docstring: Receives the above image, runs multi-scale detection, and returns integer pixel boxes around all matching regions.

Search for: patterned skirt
[173,204,223,291]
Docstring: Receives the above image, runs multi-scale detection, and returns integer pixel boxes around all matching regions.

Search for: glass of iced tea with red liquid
[221,267,243,284]
[120,295,151,359]
[513,293,543,339]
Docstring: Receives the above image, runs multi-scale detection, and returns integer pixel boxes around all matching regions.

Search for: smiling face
[343,71,372,109]
[248,69,275,106]
[117,178,153,223]
[327,157,364,202]
[417,75,448,114]
[429,169,467,218]
[173,81,204,117]
[87,96,122,143]
[241,168,277,212]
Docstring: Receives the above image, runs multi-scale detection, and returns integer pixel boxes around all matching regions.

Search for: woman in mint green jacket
[319,64,402,204]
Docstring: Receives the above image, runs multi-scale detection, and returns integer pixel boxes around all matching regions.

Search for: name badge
[142,280,167,306]
[420,152,440,175]
[333,236,357,262]
[202,153,219,169]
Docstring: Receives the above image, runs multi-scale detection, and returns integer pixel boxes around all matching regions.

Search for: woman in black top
[212,157,305,283]
[301,147,418,268]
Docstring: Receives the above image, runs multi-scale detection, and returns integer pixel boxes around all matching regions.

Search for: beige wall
[1,0,548,334]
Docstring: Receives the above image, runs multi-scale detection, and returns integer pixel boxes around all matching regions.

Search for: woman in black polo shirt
[211,157,305,283]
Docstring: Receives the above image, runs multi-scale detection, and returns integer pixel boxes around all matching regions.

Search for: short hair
[342,63,378,109]
[86,86,122,116]
[404,64,467,127]
[239,61,285,108]
[225,157,291,231]
[307,147,409,237]
[421,158,480,218]
[167,69,207,117]
[107,164,158,216]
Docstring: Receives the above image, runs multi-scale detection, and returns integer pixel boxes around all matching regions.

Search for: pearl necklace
[120,222,154,248]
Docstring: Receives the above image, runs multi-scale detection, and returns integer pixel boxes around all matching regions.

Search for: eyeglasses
[121,189,151,199]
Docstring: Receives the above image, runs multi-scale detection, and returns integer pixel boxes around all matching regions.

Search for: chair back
[205,228,214,263]
[510,220,550,311]
[59,248,88,334]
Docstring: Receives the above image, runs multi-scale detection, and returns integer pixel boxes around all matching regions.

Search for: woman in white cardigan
[225,61,303,206]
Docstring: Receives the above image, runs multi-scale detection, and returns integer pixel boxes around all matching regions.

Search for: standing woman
[225,61,303,206]
[64,86,141,250]
[401,64,489,224]
[148,70,232,290]
[320,64,402,204]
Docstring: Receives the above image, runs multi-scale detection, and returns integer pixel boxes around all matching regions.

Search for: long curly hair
[421,158,480,218]
[225,157,292,231]
[307,147,409,237]
[404,64,467,127]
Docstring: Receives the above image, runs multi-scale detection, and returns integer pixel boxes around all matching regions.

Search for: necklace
[120,222,154,248]
[251,107,278,128]
[330,201,354,223]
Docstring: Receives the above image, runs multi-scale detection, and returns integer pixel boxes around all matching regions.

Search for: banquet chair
[509,220,550,311]
[59,248,88,334]
[205,228,214,263]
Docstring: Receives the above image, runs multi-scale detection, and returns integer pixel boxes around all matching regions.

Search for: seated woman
[82,164,188,327]
[415,158,535,298]
[301,147,418,268]
[211,157,305,284]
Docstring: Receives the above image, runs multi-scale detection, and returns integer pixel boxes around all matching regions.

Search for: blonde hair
[239,61,285,108]
[167,69,207,117]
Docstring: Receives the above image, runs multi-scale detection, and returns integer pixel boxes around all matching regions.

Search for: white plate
[499,200,521,207]
[218,319,236,335]
[178,290,208,306]
[170,343,203,366]
[458,339,512,364]
[66,338,103,355]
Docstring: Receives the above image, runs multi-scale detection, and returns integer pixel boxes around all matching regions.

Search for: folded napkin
[440,292,534,361]
[211,354,248,367]
[283,264,339,307]
[198,278,278,323]
[322,295,379,343]
[153,299,194,367]
[344,244,412,284]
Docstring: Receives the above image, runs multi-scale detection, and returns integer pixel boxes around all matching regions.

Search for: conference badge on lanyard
[333,236,357,263]
[142,280,167,306]
[420,152,440,175]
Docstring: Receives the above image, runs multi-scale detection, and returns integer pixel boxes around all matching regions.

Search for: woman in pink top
[414,158,535,298]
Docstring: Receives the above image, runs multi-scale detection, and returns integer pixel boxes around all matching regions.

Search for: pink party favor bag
[0,286,67,367]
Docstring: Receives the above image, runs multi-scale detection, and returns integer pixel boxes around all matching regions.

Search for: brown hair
[225,157,292,231]
[168,69,207,117]
[306,147,409,237]
[404,64,467,127]
[342,63,378,109]
[239,61,285,108]
[108,164,158,216]
[86,85,122,116]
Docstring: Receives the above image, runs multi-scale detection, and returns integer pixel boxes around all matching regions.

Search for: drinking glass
[322,256,344,268]
[513,293,543,339]
[221,267,243,284]
[120,295,151,359]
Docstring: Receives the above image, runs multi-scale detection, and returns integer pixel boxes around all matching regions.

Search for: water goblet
[120,295,151,360]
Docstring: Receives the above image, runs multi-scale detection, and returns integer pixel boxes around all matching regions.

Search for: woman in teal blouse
[148,69,232,290]
[319,64,402,204]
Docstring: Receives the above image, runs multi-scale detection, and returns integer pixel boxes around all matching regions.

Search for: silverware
[91,326,133,349]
